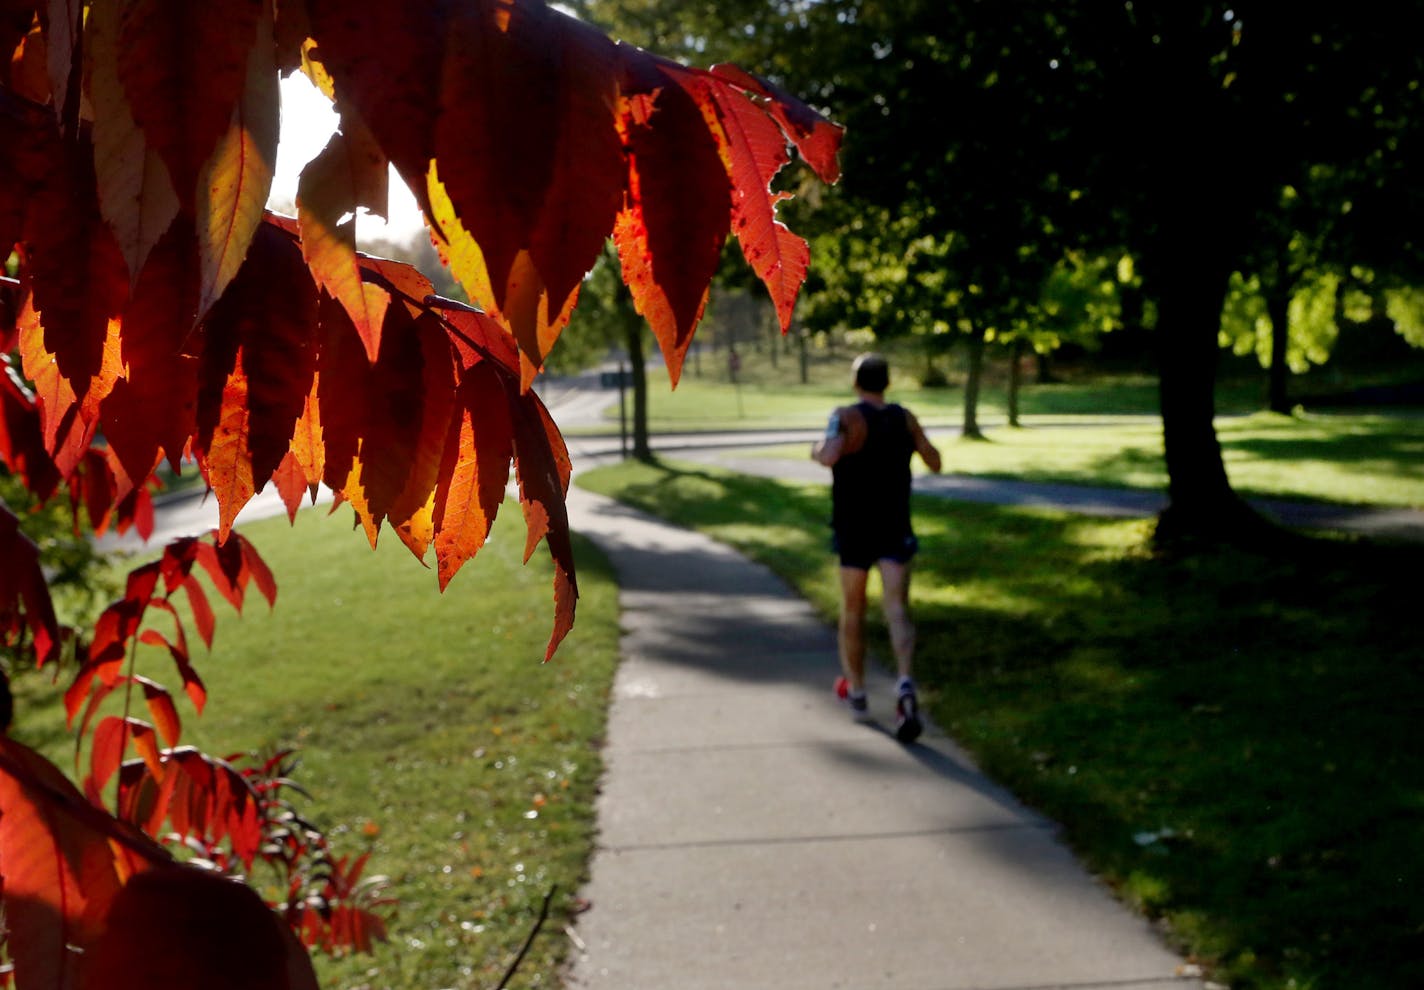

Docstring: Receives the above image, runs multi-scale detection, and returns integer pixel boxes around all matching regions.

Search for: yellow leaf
[426,160,497,313]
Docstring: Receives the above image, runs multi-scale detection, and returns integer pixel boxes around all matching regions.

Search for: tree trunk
[1034,351,1055,385]
[797,326,809,384]
[624,321,652,461]
[1153,261,1271,546]
[1265,281,1291,414]
[1007,338,1025,428]
[962,324,986,440]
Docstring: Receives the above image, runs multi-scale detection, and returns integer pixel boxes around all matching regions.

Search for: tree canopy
[583,0,1424,539]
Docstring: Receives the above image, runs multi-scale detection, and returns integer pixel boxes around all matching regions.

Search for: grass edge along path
[7,503,622,990]
[578,458,1424,990]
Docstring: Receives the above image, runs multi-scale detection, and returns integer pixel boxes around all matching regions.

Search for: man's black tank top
[830,402,914,539]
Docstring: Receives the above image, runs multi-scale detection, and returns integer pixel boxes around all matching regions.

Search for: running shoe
[894,687,923,743]
[834,676,872,723]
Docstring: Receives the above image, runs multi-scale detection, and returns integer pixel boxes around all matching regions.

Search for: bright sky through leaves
[270,74,426,241]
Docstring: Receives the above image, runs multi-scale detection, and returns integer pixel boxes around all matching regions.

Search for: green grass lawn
[599,366,1178,433]
[578,458,1424,990]
[747,411,1424,509]
[7,503,620,990]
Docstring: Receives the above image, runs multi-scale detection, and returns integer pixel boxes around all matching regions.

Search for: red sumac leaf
[709,63,845,184]
[101,219,202,481]
[693,73,810,332]
[0,738,130,990]
[237,533,276,609]
[78,864,320,990]
[88,0,180,288]
[387,313,461,560]
[433,1,621,324]
[116,0,264,211]
[0,503,62,666]
[181,574,216,649]
[612,55,731,387]
[508,385,577,661]
[1,355,63,500]
[20,131,129,410]
[195,222,320,539]
[195,0,280,321]
[87,715,130,794]
[136,676,182,748]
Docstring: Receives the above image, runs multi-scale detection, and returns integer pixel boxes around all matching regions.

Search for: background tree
[581,0,1424,545]
[551,248,656,459]
[1051,2,1424,542]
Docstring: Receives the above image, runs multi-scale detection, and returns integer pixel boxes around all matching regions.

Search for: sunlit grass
[578,458,1424,990]
[7,502,620,990]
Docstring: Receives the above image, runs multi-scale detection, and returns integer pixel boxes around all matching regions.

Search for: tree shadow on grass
[910,506,1424,990]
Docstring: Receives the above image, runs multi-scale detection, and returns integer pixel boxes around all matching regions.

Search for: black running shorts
[832,532,918,570]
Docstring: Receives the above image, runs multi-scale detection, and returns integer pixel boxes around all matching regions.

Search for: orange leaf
[426,161,499,315]
[288,373,325,495]
[432,359,512,591]
[271,449,309,523]
[387,313,461,560]
[195,1,280,321]
[296,121,392,361]
[17,296,96,478]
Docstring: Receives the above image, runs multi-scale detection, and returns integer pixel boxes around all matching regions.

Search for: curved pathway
[564,487,1206,990]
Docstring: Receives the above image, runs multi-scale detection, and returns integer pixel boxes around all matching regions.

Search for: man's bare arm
[907,412,942,473]
[812,408,845,466]
[812,434,844,466]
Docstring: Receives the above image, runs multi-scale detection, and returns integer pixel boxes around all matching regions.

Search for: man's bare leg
[877,559,915,679]
[838,566,870,690]
[878,558,923,741]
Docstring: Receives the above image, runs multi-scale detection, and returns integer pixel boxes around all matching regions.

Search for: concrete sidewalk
[564,488,1205,990]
